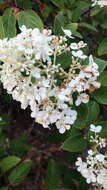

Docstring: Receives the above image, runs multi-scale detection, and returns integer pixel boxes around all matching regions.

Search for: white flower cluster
[76,124,107,189]
[0,26,100,133]
[92,0,107,7]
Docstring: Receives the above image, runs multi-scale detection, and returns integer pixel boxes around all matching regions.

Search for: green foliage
[0,17,5,39]
[98,38,107,56]
[94,58,107,73]
[73,101,99,129]
[56,52,72,69]
[18,10,44,31]
[51,0,64,8]
[92,86,107,105]
[61,134,87,152]
[2,8,16,38]
[0,187,8,190]
[90,6,101,16]
[8,161,32,186]
[46,159,61,190]
[54,11,67,35]
[0,156,21,172]
[0,0,6,4]
[9,131,32,157]
[98,71,107,86]
[62,168,89,190]
[15,0,32,9]
[64,23,83,38]
[79,22,97,32]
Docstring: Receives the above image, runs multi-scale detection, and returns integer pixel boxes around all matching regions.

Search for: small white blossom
[96,154,105,162]
[72,50,87,59]
[62,28,74,38]
[90,124,102,133]
[92,0,107,7]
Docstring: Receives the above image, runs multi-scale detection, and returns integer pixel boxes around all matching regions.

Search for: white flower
[25,48,33,55]
[98,0,107,7]
[97,168,107,187]
[88,150,94,155]
[0,26,101,134]
[96,154,105,162]
[70,43,79,50]
[32,68,41,79]
[20,25,27,31]
[57,88,71,102]
[90,124,102,133]
[72,50,87,59]
[75,93,89,106]
[78,41,87,48]
[92,0,107,7]
[62,28,74,38]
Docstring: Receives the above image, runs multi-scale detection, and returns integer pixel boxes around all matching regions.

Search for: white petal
[95,125,102,133]
[59,127,66,134]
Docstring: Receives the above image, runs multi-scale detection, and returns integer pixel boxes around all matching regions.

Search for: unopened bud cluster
[0,26,100,133]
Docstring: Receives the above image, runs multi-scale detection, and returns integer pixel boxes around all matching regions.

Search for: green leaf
[71,1,90,22]
[69,127,81,138]
[101,20,107,29]
[94,57,107,73]
[9,131,32,157]
[65,0,76,6]
[0,187,8,190]
[75,1,91,9]
[90,6,101,16]
[71,7,83,22]
[64,23,82,38]
[65,23,78,33]
[8,161,32,186]
[61,134,87,152]
[79,22,97,32]
[98,71,107,86]
[56,51,72,69]
[0,17,5,39]
[0,0,6,4]
[92,86,107,105]
[18,10,43,31]
[54,11,67,35]
[51,0,64,8]
[15,0,32,9]
[85,101,100,126]
[0,156,21,172]
[73,101,99,129]
[98,38,107,56]
[46,159,61,190]
[2,8,16,38]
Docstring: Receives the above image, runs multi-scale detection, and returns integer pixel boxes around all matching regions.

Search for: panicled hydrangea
[0,26,101,133]
[92,0,107,7]
[76,124,107,190]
